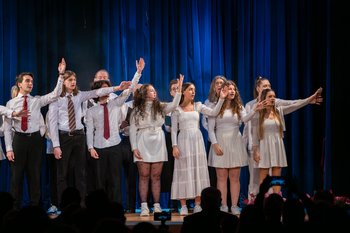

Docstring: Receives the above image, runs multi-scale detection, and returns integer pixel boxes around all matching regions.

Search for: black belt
[14,131,40,137]
[59,129,85,136]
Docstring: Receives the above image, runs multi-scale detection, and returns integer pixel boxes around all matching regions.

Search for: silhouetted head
[201,187,222,211]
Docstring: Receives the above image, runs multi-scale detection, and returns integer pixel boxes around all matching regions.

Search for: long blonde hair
[258,88,284,139]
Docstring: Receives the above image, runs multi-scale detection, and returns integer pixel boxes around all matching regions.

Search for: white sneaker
[231,205,241,215]
[153,203,162,213]
[140,202,150,216]
[179,205,188,216]
[220,205,229,212]
[193,205,202,213]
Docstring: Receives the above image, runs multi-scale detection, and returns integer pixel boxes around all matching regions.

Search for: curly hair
[132,84,165,124]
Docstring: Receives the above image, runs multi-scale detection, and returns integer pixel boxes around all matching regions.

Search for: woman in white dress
[208,80,261,215]
[171,82,227,216]
[129,75,183,216]
[252,87,323,194]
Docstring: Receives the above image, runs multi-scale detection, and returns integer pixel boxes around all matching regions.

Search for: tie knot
[101,103,107,107]
[23,95,27,99]
[67,94,72,99]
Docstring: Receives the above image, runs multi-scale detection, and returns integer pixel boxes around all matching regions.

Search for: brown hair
[258,88,284,139]
[60,70,79,97]
[132,84,165,124]
[217,80,243,120]
[208,75,227,103]
[16,72,34,87]
[253,75,269,99]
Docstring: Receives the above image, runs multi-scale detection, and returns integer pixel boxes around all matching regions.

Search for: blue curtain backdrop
[0,0,345,208]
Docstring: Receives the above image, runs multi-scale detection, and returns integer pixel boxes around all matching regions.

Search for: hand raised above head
[58,58,66,74]
[136,57,145,73]
[176,74,184,92]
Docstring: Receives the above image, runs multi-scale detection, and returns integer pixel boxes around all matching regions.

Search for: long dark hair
[132,84,164,124]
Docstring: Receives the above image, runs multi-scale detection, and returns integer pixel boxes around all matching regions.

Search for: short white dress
[207,109,251,168]
[171,100,224,200]
[129,93,181,163]
[252,98,310,168]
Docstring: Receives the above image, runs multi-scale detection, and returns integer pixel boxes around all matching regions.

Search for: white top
[129,92,181,162]
[4,77,64,152]
[85,91,131,149]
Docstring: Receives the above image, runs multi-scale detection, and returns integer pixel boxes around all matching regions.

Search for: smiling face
[94,70,109,82]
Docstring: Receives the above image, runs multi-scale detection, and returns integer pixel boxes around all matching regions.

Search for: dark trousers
[11,132,43,209]
[56,134,86,206]
[120,136,137,211]
[95,144,123,204]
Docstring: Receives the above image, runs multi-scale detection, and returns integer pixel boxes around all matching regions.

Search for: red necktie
[21,96,28,131]
[102,103,110,139]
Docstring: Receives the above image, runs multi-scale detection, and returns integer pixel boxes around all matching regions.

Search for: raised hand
[58,58,66,74]
[219,86,228,99]
[118,81,132,91]
[177,74,184,92]
[309,87,323,105]
[136,57,145,74]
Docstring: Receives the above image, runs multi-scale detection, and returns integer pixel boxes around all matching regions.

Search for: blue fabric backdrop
[0,0,345,208]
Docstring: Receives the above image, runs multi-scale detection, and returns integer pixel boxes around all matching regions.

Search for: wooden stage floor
[125,212,184,233]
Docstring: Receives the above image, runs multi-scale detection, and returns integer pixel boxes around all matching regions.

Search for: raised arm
[39,58,66,107]
[281,87,322,115]
[163,74,183,114]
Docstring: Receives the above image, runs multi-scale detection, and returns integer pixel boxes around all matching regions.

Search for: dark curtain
[0,0,346,208]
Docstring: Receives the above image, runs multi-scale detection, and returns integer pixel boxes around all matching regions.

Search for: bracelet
[59,72,65,76]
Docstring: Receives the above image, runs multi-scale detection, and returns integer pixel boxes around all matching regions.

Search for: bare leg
[229,167,240,206]
[216,168,228,206]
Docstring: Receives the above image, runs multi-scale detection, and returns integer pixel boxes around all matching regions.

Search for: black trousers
[11,131,43,209]
[56,133,86,206]
[120,136,137,211]
[94,144,124,204]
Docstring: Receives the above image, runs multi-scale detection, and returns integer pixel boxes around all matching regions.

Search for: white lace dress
[171,100,224,200]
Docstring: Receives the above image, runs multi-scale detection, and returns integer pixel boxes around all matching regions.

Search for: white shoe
[231,206,241,215]
[153,203,162,213]
[179,205,188,216]
[140,202,150,216]
[220,205,228,212]
[193,205,202,213]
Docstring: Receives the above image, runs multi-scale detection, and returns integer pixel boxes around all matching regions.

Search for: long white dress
[252,98,310,168]
[171,100,224,200]
[129,93,181,163]
[207,108,255,168]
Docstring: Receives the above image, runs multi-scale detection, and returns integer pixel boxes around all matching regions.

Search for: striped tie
[67,95,76,131]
